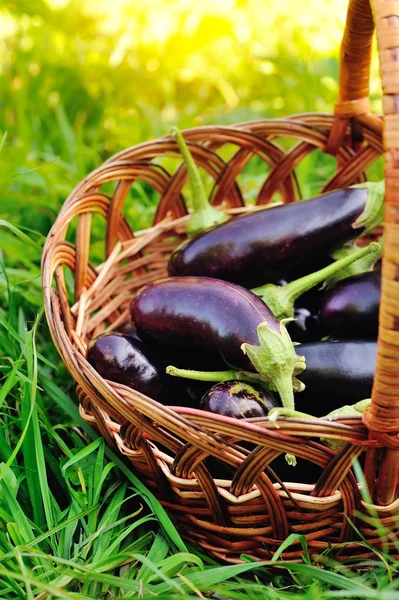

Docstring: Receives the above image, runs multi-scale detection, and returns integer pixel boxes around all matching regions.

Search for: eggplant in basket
[168,181,384,288]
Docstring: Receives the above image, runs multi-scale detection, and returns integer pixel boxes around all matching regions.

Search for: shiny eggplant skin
[295,340,377,416]
[287,306,322,343]
[87,332,166,401]
[200,380,278,419]
[168,187,368,288]
[278,284,323,343]
[130,276,280,371]
[87,332,209,405]
[319,272,381,339]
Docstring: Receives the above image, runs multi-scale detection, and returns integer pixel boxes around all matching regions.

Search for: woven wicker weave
[42,0,399,563]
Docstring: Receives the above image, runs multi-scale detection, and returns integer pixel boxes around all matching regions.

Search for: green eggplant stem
[170,126,228,234]
[240,320,306,412]
[252,241,381,320]
[326,238,383,288]
[166,366,241,383]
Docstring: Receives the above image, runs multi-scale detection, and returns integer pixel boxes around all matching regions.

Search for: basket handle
[325,0,375,153]
[336,0,399,504]
[335,0,374,118]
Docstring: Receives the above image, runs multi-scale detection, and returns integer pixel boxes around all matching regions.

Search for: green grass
[0,277,399,598]
[0,0,396,597]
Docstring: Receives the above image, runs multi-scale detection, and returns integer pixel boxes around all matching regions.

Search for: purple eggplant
[130,277,305,411]
[278,285,323,343]
[168,182,384,288]
[200,380,279,419]
[87,332,209,406]
[87,332,166,401]
[272,282,323,343]
[319,272,381,339]
[295,340,377,416]
[288,306,322,343]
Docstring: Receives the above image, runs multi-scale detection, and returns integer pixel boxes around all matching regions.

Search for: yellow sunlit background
[1,0,381,232]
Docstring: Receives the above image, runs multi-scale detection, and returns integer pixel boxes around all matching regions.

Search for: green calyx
[170,126,229,235]
[325,238,383,288]
[241,319,306,412]
[252,241,381,320]
[351,180,385,236]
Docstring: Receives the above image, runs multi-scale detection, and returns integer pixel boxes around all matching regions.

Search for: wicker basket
[42,0,399,563]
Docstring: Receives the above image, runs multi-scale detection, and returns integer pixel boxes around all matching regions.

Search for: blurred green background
[1,0,382,235]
